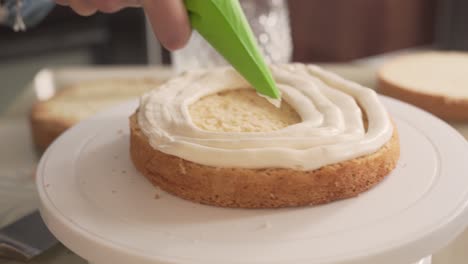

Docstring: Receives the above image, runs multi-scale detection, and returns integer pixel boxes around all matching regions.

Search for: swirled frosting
[137,64,393,170]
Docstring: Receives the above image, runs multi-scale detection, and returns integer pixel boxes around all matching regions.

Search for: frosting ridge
[137,64,393,170]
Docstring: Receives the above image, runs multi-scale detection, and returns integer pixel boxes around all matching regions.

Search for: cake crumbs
[112,190,117,194]
[154,193,160,199]
[179,162,187,175]
[121,170,127,174]
[113,155,119,160]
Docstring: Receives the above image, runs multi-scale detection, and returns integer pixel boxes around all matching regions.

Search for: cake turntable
[36,97,468,264]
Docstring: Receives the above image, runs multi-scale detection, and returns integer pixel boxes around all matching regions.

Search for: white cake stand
[36,97,468,264]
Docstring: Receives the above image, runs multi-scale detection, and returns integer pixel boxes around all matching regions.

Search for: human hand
[55,0,191,50]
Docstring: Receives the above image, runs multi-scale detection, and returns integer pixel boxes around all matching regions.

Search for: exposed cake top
[380,51,468,99]
[137,64,393,170]
[189,89,301,133]
[38,79,159,122]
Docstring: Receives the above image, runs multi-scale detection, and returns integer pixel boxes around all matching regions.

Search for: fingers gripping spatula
[184,0,281,100]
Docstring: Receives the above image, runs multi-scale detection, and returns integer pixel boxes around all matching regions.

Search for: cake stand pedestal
[37,98,468,264]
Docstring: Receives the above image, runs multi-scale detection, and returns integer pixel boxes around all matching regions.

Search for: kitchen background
[1,0,468,263]
[1,0,467,113]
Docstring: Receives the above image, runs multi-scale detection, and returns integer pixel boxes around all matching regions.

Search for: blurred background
[1,1,468,263]
[1,0,467,113]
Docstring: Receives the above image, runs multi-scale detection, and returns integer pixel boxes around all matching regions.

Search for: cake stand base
[37,99,468,264]
[87,256,432,264]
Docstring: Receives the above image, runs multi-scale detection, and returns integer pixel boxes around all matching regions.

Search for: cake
[130,64,400,208]
[31,78,162,151]
[378,51,468,121]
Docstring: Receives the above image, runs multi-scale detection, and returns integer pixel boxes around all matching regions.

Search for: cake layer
[130,114,399,208]
[379,52,468,99]
[137,64,393,170]
[379,52,468,121]
[31,78,161,151]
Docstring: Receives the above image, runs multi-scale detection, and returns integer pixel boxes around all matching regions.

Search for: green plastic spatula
[185,0,281,100]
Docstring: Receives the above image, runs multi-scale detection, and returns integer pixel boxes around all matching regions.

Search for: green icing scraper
[184,0,281,100]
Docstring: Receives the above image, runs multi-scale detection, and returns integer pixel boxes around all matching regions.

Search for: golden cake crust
[129,113,400,208]
[378,75,468,121]
[377,52,468,121]
[30,103,76,152]
[30,79,162,151]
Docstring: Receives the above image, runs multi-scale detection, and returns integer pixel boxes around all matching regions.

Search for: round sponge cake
[31,78,161,151]
[130,88,399,208]
[378,51,468,121]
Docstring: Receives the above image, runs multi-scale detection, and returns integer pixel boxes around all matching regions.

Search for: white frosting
[256,92,282,108]
[137,64,393,170]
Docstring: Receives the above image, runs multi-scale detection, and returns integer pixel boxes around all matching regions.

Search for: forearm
[0,0,54,30]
